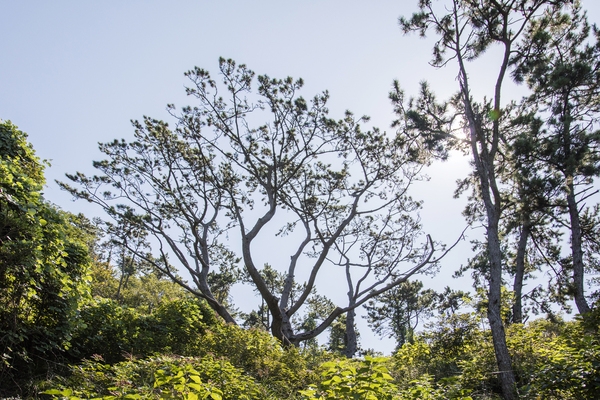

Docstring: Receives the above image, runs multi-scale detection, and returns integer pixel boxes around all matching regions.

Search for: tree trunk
[488,222,517,399]
[462,92,518,400]
[461,71,517,398]
[343,308,357,358]
[271,309,295,347]
[561,92,591,317]
[566,186,591,315]
[512,219,531,324]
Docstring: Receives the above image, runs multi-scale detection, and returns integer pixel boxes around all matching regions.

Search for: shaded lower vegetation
[4,289,600,399]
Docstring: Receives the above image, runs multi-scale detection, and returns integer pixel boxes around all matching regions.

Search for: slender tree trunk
[566,185,591,315]
[513,219,531,324]
[469,171,518,400]
[462,89,518,400]
[116,273,126,301]
[341,260,358,358]
[343,307,357,358]
[460,67,517,397]
[560,93,591,316]
[487,219,517,399]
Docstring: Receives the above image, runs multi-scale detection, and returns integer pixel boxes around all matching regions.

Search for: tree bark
[512,218,531,324]
[566,186,591,315]
[459,37,517,400]
[460,73,518,400]
[487,219,517,399]
[560,88,591,316]
[343,308,358,358]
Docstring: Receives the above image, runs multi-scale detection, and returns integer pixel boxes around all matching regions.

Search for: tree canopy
[61,58,438,348]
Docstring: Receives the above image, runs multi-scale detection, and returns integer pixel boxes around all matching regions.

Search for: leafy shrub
[0,121,93,397]
[193,323,321,397]
[88,262,192,313]
[299,356,473,400]
[398,375,472,400]
[299,356,399,400]
[522,321,600,399]
[390,311,484,391]
[389,309,484,385]
[67,301,321,398]
[43,355,266,399]
[391,339,433,384]
[389,314,600,399]
[69,297,216,362]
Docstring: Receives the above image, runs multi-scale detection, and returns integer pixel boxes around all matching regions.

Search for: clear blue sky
[2,1,599,354]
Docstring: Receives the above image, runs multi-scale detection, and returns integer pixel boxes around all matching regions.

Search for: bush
[388,314,600,399]
[299,357,473,400]
[299,356,398,400]
[398,375,473,400]
[67,310,322,398]
[43,355,266,399]
[193,323,321,397]
[0,121,93,397]
[69,297,216,362]
[521,320,600,399]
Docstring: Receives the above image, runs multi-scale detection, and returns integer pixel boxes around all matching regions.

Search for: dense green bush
[398,375,473,400]
[55,309,324,399]
[0,121,93,397]
[43,355,267,399]
[521,320,600,399]
[69,297,216,363]
[391,311,484,388]
[193,323,324,397]
[29,310,600,399]
[299,356,473,400]
[299,356,398,400]
[456,319,600,399]
[389,315,600,399]
[88,260,192,313]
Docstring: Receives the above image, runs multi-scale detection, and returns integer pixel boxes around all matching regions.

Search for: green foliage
[326,315,351,354]
[194,323,319,397]
[43,355,264,399]
[88,223,194,313]
[69,304,325,398]
[455,320,599,398]
[54,298,322,398]
[391,306,482,387]
[299,356,472,400]
[299,356,398,400]
[69,297,216,363]
[389,312,600,399]
[365,280,436,350]
[398,375,472,400]
[0,120,92,395]
[521,320,600,399]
